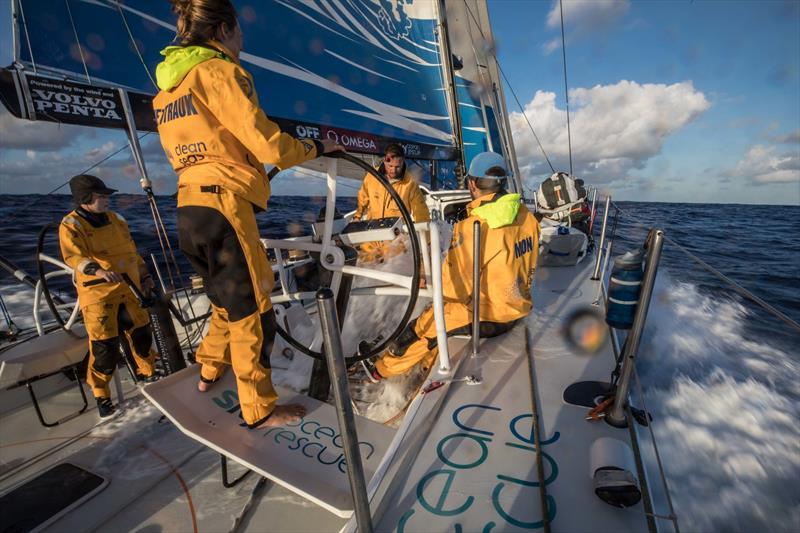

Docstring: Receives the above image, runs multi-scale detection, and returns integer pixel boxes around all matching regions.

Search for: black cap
[69,174,117,204]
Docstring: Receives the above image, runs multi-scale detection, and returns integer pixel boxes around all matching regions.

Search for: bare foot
[254,404,307,428]
[197,380,211,392]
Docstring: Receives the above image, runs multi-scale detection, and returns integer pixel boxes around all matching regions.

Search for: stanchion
[472,221,481,357]
[316,288,373,532]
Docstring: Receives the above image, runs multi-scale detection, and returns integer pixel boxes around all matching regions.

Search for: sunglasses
[384,155,404,164]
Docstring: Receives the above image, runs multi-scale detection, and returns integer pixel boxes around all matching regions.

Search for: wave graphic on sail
[13,0,457,153]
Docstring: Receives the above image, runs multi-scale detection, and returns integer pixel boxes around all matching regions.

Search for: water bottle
[605,250,644,329]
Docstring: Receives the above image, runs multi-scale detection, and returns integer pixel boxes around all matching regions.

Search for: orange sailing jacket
[59,209,146,308]
[153,42,321,209]
[441,192,540,323]
[354,168,430,223]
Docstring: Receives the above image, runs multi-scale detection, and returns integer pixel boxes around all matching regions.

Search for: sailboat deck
[373,258,650,532]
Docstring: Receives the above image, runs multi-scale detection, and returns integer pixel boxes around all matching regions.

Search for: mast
[436,0,467,188]
[471,0,522,193]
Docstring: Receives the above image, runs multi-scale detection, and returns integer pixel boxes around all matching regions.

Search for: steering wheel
[272,152,421,364]
[36,222,81,330]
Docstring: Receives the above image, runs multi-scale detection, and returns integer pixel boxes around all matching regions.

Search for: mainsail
[4,0,463,162]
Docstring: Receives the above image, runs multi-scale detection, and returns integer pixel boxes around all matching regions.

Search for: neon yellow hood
[155,45,227,91]
[471,193,521,229]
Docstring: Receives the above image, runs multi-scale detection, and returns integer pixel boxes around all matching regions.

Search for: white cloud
[84,141,118,161]
[543,0,630,54]
[770,129,800,144]
[729,144,800,185]
[510,80,710,188]
[0,106,86,151]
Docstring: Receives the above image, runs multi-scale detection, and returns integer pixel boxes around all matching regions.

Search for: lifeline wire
[631,366,681,532]
[461,0,555,174]
[7,132,152,220]
[613,203,800,334]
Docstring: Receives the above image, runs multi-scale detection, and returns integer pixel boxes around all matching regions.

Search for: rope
[613,203,800,334]
[113,0,158,90]
[64,0,91,83]
[16,0,37,73]
[525,325,552,533]
[461,0,555,174]
[558,0,573,175]
[7,132,152,220]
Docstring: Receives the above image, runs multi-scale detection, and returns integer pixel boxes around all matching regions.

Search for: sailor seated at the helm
[352,143,430,263]
[361,152,540,381]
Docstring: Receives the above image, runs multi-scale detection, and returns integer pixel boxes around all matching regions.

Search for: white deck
[371,259,651,532]
[0,325,87,389]
[0,257,657,533]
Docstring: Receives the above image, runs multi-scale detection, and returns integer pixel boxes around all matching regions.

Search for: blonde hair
[170,0,237,45]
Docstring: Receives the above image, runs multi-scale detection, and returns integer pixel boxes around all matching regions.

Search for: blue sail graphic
[13,0,458,157]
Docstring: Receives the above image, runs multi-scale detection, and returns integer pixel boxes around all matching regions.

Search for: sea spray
[634,274,800,532]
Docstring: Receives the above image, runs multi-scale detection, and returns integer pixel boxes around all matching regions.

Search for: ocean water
[0,194,798,532]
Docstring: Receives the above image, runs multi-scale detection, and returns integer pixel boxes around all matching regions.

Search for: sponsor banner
[277,118,459,161]
[0,70,456,160]
[25,76,124,128]
[0,71,157,131]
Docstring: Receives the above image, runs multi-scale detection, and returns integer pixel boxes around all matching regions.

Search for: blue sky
[0,0,798,204]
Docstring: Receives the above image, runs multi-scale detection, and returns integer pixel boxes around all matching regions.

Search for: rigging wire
[559,0,573,175]
[113,0,158,91]
[6,132,153,221]
[613,202,800,334]
[16,0,37,74]
[461,0,555,174]
[64,0,92,84]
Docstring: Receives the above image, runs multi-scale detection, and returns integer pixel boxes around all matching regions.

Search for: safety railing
[591,201,680,532]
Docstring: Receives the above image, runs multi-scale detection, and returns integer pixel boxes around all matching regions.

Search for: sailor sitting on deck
[59,175,158,417]
[362,152,541,381]
[352,143,430,263]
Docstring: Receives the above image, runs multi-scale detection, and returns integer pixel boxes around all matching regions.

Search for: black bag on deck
[537,172,587,210]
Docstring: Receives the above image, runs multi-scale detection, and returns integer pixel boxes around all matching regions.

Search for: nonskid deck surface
[0,373,348,532]
[142,366,395,518]
[373,259,650,532]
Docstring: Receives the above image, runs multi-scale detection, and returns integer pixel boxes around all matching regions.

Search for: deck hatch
[0,462,107,533]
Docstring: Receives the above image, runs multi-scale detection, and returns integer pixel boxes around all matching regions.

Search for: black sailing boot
[96,397,116,418]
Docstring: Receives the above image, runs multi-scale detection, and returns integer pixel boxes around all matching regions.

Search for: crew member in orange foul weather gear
[153,0,342,429]
[361,152,540,380]
[59,174,157,418]
[353,143,430,263]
